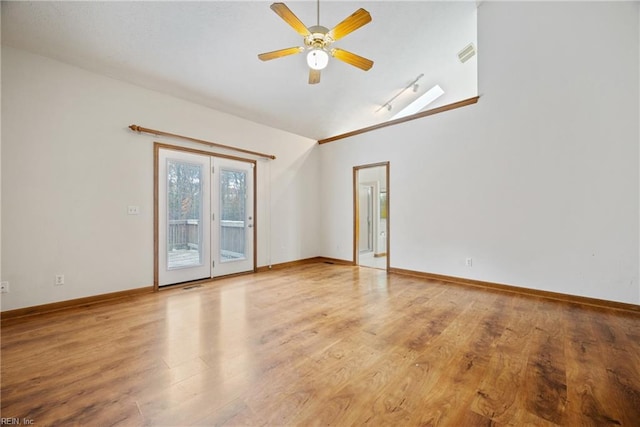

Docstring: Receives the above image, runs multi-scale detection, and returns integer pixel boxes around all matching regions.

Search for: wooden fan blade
[331,48,374,71]
[328,8,372,41]
[270,3,311,37]
[309,69,321,84]
[258,46,304,61]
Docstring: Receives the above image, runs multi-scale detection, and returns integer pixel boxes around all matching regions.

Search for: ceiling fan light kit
[258,2,373,84]
[307,49,329,70]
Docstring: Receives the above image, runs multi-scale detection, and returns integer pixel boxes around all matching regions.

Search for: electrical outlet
[465,258,473,267]
[127,205,140,215]
[55,275,65,286]
[0,281,9,293]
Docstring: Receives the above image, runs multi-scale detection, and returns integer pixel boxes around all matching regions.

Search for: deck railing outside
[168,219,245,258]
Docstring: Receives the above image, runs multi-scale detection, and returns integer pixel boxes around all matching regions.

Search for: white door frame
[353,162,390,271]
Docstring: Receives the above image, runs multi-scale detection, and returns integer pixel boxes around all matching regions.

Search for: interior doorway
[358,183,375,253]
[354,162,389,270]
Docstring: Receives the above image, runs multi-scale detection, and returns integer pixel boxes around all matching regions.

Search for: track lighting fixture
[376,74,424,113]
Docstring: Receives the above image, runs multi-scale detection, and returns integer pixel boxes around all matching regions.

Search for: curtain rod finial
[129,124,141,132]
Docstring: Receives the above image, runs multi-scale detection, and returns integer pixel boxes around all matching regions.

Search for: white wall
[0,22,3,296]
[320,1,640,305]
[1,46,320,311]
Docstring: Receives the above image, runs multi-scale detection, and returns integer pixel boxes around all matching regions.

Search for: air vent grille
[458,43,476,63]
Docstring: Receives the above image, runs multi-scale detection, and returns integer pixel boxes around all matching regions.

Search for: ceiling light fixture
[390,84,445,120]
[376,73,424,113]
[258,1,373,84]
[307,49,329,70]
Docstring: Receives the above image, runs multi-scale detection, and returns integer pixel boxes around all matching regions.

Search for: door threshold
[158,270,256,291]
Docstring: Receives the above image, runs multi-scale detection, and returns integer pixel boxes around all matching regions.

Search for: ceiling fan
[258,2,374,84]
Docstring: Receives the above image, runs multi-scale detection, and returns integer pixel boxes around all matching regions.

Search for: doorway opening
[354,162,389,270]
[155,143,256,289]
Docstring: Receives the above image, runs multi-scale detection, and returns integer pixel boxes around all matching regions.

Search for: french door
[157,146,255,287]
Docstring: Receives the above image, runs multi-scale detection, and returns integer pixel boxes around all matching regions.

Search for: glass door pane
[167,160,203,269]
[212,158,254,277]
[219,168,247,262]
[158,148,211,286]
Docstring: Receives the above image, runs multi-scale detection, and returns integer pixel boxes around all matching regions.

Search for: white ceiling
[1,1,478,140]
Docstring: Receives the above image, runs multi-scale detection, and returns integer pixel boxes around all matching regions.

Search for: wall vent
[458,43,476,63]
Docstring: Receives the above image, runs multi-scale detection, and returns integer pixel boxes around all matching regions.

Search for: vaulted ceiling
[1,1,478,140]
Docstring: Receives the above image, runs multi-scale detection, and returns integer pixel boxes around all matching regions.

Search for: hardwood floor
[1,263,639,426]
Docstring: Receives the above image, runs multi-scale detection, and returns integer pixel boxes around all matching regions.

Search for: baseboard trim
[389,267,640,314]
[7,262,634,322]
[316,257,356,266]
[1,286,154,323]
[256,257,319,272]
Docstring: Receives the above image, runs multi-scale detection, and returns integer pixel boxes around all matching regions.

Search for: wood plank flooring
[1,263,639,426]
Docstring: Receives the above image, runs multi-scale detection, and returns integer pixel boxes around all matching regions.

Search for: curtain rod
[128,124,276,160]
